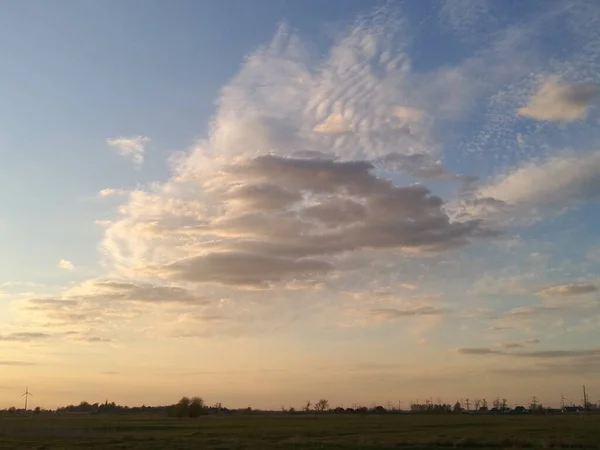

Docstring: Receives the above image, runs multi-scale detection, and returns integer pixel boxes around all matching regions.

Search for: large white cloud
[96,11,507,289]
[101,154,493,288]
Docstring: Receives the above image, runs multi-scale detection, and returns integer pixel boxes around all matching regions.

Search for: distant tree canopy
[314,399,329,412]
[5,394,592,418]
[410,403,453,414]
[168,396,206,418]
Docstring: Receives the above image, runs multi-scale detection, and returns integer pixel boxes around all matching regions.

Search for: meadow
[1,412,599,449]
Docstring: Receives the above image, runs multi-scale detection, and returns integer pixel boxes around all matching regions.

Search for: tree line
[1,395,595,416]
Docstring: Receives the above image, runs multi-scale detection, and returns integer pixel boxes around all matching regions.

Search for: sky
[1,0,600,410]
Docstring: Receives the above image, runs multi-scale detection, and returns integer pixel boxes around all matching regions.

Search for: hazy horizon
[1,0,600,411]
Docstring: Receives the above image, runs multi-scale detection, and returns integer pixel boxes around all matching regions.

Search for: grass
[0,412,599,449]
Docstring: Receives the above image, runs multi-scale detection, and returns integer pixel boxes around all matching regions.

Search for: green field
[1,413,599,449]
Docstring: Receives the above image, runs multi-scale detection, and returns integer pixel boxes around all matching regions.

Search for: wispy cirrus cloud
[0,332,50,342]
[0,360,38,366]
[458,347,600,359]
[107,136,149,167]
[537,283,598,297]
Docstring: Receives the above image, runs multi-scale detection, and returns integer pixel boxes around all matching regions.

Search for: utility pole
[465,398,470,411]
[531,396,538,410]
[583,385,588,409]
[561,394,565,409]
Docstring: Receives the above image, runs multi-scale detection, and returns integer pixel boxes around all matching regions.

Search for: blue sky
[1,0,600,409]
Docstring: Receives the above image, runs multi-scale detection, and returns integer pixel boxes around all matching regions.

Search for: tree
[174,397,191,418]
[314,399,329,412]
[304,401,311,412]
[189,397,205,418]
[492,398,501,410]
[453,401,462,413]
[473,399,481,410]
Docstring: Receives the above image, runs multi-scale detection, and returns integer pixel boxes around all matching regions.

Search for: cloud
[17,4,600,351]
[380,152,474,182]
[494,299,599,325]
[517,76,600,122]
[98,188,127,197]
[499,342,523,349]
[369,306,450,320]
[457,151,600,223]
[92,8,541,294]
[0,332,51,342]
[457,347,503,355]
[167,252,334,289]
[19,280,206,332]
[515,349,600,359]
[67,335,113,343]
[525,338,540,344]
[103,153,494,287]
[58,259,75,271]
[494,358,600,377]
[107,136,149,166]
[458,346,600,359]
[438,0,493,35]
[468,273,531,296]
[313,113,351,134]
[0,361,38,366]
[537,283,598,297]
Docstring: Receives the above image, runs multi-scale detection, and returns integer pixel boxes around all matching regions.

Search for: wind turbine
[21,387,33,411]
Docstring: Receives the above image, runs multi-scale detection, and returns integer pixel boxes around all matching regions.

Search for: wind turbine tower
[21,387,33,411]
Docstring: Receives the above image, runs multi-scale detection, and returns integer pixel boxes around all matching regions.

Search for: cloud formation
[537,283,598,297]
[455,151,600,224]
[459,347,600,359]
[98,188,127,197]
[19,279,207,335]
[500,342,523,349]
[457,347,503,355]
[517,77,600,122]
[7,5,600,393]
[0,361,38,366]
[368,306,449,320]
[101,148,494,288]
[107,136,149,166]
[0,332,50,342]
[57,259,75,271]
